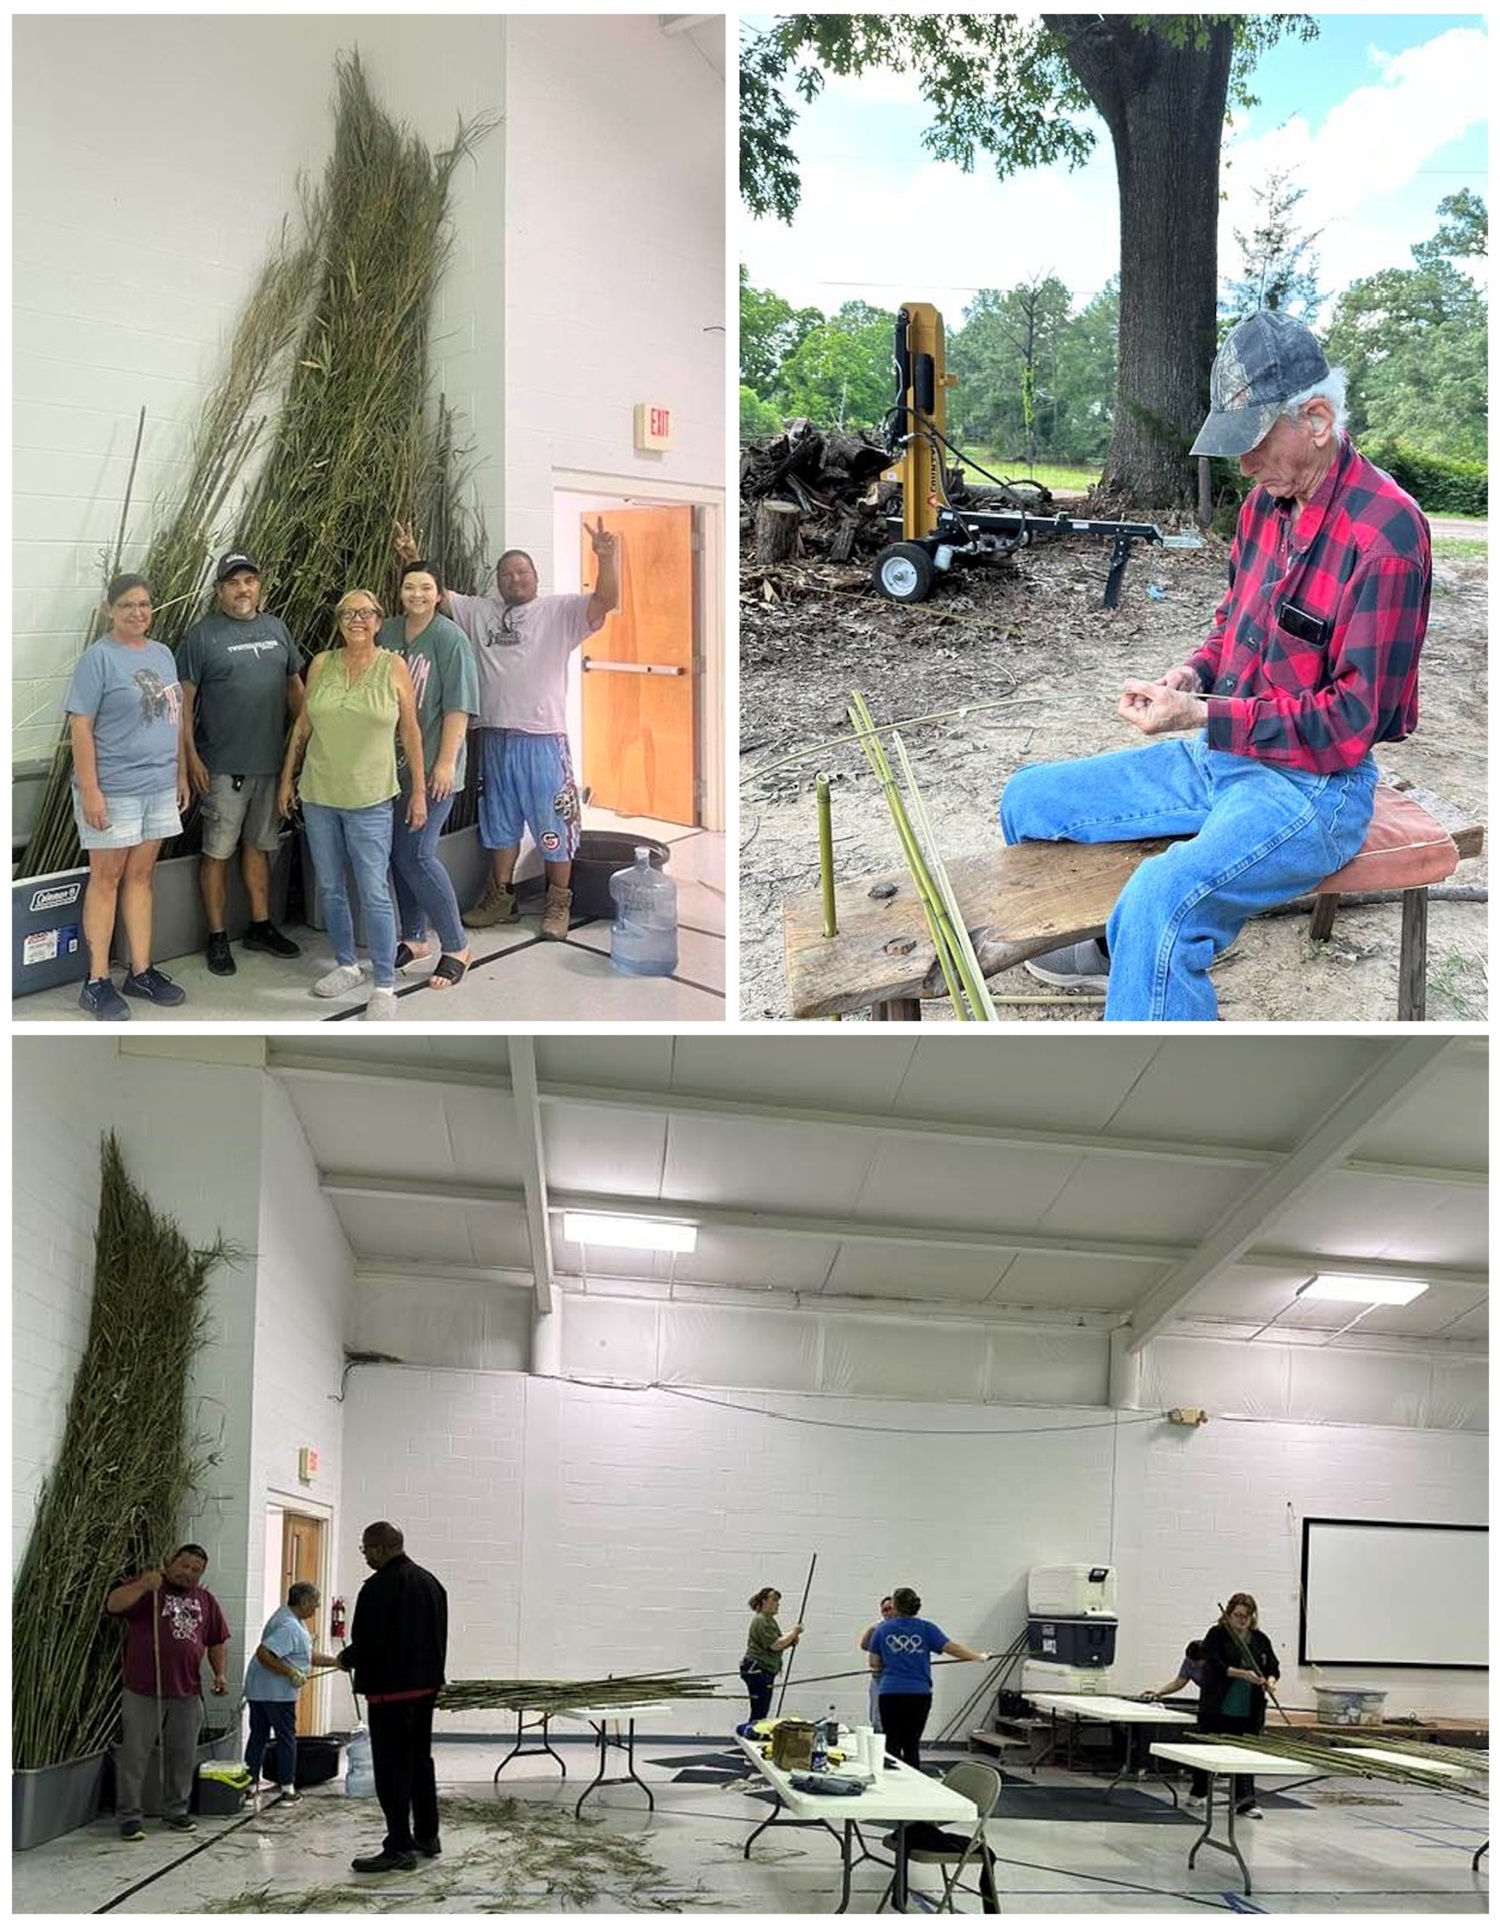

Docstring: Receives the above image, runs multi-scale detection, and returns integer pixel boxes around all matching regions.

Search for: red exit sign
[633,403,673,452]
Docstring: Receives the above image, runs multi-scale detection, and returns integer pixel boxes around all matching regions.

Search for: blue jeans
[390,790,465,953]
[1000,737,1377,1022]
[245,1699,299,1788]
[303,800,398,989]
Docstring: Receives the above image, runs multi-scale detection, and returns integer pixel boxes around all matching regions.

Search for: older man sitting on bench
[999,310,1432,1023]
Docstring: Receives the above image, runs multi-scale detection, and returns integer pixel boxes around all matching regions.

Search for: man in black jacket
[339,1521,448,1873]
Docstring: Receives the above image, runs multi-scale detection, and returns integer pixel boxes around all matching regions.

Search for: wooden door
[580,505,697,825]
[280,1512,326,1736]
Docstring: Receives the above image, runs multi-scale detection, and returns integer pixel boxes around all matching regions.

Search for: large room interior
[12,1033,1488,1913]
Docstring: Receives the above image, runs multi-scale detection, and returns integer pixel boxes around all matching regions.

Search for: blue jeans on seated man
[390,790,465,955]
[999,736,1377,1023]
[302,799,398,989]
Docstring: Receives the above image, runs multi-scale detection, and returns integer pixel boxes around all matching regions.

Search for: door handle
[581,658,688,676]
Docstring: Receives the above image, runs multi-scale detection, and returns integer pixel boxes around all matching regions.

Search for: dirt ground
[739,530,1488,1023]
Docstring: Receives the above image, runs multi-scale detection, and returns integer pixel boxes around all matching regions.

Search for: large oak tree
[741,14,1315,507]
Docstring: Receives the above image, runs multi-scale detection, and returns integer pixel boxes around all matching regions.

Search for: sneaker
[79,976,130,1022]
[1023,937,1111,990]
[1237,1803,1264,1820]
[466,880,517,928]
[119,1820,147,1842]
[278,1785,301,1802]
[164,1814,197,1833]
[312,961,366,998]
[243,920,302,959]
[351,1849,418,1874]
[539,885,574,941]
[122,965,187,1006]
[1183,1794,1205,1812]
[363,987,399,1022]
[415,1837,442,1858]
[205,931,237,976]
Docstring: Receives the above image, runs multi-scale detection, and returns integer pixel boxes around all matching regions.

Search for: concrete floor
[13,1742,1488,1915]
[12,816,725,1026]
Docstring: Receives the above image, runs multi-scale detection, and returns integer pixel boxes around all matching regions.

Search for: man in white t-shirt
[395,521,619,940]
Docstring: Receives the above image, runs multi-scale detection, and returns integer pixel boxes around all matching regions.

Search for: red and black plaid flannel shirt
[1187,436,1430,773]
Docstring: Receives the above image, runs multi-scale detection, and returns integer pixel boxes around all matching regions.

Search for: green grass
[953,447,1100,493]
[1432,536,1487,563]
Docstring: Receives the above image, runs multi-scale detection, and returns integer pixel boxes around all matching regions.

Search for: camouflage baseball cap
[1190,311,1331,458]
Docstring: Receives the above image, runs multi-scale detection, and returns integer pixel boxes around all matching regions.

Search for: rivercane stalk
[892,731,997,1020]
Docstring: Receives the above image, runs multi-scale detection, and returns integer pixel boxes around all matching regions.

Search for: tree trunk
[1047,16,1234,509]
[755,499,802,562]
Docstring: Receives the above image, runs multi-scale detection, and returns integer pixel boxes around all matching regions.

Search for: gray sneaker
[1023,937,1110,990]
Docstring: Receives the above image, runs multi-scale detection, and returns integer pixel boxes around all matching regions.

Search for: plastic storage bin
[609,846,678,976]
[571,831,671,919]
[1315,1688,1388,1726]
[1027,1564,1117,1617]
[1027,1615,1118,1667]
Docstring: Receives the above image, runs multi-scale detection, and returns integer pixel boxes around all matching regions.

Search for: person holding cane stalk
[739,1586,802,1727]
[1199,1593,1282,1820]
[105,1545,231,1840]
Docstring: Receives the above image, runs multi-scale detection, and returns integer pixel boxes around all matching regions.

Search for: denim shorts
[71,783,182,851]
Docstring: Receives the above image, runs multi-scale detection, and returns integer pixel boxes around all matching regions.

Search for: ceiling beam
[508,1039,555,1315]
[270,1052,1484,1184]
[1125,1039,1461,1351]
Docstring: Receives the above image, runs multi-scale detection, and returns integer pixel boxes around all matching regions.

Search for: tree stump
[756,499,802,564]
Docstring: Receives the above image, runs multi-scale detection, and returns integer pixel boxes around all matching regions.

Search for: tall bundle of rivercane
[20,50,492,878]
[438,1673,722,1715]
[12,1137,234,1769]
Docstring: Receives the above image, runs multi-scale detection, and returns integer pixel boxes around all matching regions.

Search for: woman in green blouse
[279,588,426,1020]
[740,1586,802,1725]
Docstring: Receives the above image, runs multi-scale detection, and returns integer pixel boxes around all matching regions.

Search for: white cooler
[1027,1564,1117,1616]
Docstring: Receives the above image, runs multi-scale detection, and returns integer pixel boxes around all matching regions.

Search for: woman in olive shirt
[740,1586,802,1725]
[279,589,425,1020]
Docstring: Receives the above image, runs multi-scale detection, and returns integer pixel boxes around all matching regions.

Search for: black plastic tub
[570,831,670,920]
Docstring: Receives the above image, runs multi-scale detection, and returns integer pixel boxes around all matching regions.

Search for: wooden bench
[784,781,1484,1023]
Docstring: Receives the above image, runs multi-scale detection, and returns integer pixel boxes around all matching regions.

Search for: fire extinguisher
[331,1595,347,1640]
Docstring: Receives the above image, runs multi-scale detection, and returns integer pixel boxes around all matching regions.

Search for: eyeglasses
[340,609,380,623]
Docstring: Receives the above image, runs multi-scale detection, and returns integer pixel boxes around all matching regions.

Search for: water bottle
[810,1720,829,1773]
[609,847,678,976]
[344,1725,375,1795]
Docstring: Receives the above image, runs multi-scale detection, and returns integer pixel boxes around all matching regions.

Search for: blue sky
[741,14,1489,324]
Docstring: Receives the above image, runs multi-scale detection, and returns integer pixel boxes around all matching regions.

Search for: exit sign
[634,403,673,452]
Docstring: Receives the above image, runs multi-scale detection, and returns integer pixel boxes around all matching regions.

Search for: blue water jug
[609,847,678,976]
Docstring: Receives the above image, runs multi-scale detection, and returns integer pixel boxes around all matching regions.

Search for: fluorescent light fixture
[562,1211,697,1254]
[1298,1273,1428,1307]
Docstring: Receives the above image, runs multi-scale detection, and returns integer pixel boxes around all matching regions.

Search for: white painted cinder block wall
[501,16,726,572]
[12,13,505,764]
[341,1365,1487,1733]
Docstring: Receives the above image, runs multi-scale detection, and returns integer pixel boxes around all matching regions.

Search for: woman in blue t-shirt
[64,574,190,1020]
[243,1582,340,1797]
[861,1585,989,1770]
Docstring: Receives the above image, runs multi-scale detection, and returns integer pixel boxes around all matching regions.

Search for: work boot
[539,885,573,941]
[1023,937,1110,990]
[466,880,517,928]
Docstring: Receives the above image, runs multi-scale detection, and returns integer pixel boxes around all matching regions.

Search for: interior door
[280,1512,326,1737]
[580,505,697,825]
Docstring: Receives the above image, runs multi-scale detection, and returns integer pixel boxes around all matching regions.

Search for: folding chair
[879,1757,1003,1913]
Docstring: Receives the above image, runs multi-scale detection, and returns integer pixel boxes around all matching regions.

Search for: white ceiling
[261,1036,1488,1356]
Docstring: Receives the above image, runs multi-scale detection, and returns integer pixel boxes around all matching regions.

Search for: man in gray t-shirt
[393,520,620,941]
[178,552,306,976]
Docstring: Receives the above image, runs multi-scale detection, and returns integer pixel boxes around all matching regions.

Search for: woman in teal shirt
[379,561,479,990]
[279,588,425,1019]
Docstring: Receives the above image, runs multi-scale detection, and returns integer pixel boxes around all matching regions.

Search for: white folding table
[1149,1740,1313,1895]
[1025,1693,1195,1797]
[735,1733,980,1912]
[555,1702,672,1819]
[1331,1744,1488,1870]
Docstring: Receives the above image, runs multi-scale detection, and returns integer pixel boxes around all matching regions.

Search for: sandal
[395,941,437,977]
[426,953,470,991]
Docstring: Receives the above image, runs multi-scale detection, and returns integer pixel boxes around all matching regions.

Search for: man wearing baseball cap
[179,553,306,975]
[1000,310,1431,1021]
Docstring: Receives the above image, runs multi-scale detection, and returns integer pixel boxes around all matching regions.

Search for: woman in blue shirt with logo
[861,1585,989,1770]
